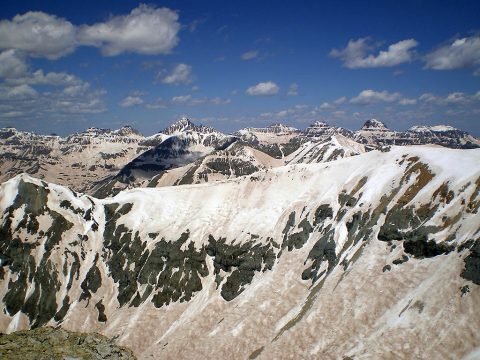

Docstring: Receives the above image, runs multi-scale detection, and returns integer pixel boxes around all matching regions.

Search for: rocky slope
[0,126,151,193]
[0,327,136,359]
[0,145,479,359]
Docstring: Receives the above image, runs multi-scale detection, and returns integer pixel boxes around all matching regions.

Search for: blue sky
[0,0,479,135]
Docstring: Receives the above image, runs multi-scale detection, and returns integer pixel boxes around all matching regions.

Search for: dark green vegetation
[206,235,276,301]
[0,327,135,360]
[460,239,480,285]
[0,179,74,328]
[102,202,279,305]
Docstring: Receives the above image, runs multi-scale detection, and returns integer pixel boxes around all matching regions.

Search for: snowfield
[0,145,479,359]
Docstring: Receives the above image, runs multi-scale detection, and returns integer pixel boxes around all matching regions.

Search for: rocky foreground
[0,327,135,359]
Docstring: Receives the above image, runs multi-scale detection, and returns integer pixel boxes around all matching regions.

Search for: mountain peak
[408,125,459,133]
[361,119,389,131]
[265,123,299,134]
[163,117,196,135]
[114,125,142,137]
[309,120,330,128]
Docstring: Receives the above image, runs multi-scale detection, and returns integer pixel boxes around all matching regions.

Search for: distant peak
[361,119,388,130]
[163,117,195,135]
[114,125,142,136]
[409,125,459,133]
[309,120,330,128]
[266,123,299,133]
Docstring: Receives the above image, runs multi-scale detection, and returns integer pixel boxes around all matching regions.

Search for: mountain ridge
[1,117,479,198]
[0,145,479,359]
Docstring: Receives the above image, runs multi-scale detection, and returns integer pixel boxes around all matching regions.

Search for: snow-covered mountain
[1,145,479,359]
[354,119,480,148]
[144,142,284,188]
[303,120,354,140]
[0,126,151,193]
[233,123,303,158]
[92,118,237,197]
[1,118,479,198]
[286,134,366,165]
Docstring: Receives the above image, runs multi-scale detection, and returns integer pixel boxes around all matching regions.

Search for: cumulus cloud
[399,98,417,105]
[287,83,299,96]
[241,50,259,60]
[170,94,230,106]
[319,102,334,110]
[0,5,180,59]
[146,98,167,109]
[0,83,106,118]
[350,89,415,105]
[333,96,347,105]
[0,50,29,78]
[419,91,480,105]
[0,84,38,99]
[171,94,192,104]
[161,63,193,85]
[0,49,106,119]
[246,81,279,96]
[210,97,231,105]
[77,5,180,56]
[424,35,480,70]
[330,38,418,68]
[0,49,88,89]
[0,12,76,59]
[119,96,144,107]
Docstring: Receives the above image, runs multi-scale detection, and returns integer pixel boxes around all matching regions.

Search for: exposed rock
[0,327,135,359]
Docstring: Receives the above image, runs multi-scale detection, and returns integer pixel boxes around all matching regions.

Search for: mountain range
[0,118,479,359]
[1,117,478,198]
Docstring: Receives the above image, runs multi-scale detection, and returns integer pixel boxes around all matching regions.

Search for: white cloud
[332,110,346,118]
[170,94,230,106]
[210,97,231,105]
[424,35,480,70]
[146,98,167,109]
[8,69,83,87]
[0,52,107,119]
[0,50,28,78]
[330,38,418,68]
[0,5,181,58]
[399,98,417,105]
[63,83,90,96]
[119,96,144,107]
[161,63,193,85]
[0,49,90,90]
[0,83,106,119]
[241,50,259,60]
[246,81,279,96]
[77,4,180,56]
[171,94,192,104]
[319,102,334,110]
[287,83,299,96]
[0,11,76,59]
[333,96,347,105]
[0,84,38,99]
[419,91,479,105]
[350,90,401,104]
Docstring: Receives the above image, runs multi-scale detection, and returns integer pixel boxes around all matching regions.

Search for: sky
[0,0,479,136]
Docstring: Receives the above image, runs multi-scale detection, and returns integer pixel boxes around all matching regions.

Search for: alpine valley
[0,118,480,359]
